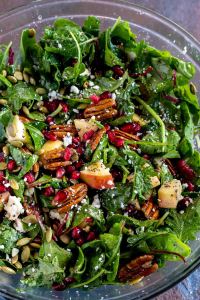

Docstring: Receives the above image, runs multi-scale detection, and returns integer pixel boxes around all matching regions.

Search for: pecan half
[141,198,159,220]
[113,129,140,149]
[88,128,106,152]
[83,98,117,121]
[52,183,88,213]
[118,255,158,283]
[39,148,72,170]
[49,124,77,139]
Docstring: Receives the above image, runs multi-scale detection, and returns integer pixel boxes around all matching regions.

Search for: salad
[0,16,199,291]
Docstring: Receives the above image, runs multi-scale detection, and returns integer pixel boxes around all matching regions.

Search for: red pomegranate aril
[82,130,95,142]
[43,186,55,196]
[46,115,55,125]
[61,102,69,113]
[111,169,123,182]
[56,167,66,179]
[0,171,4,182]
[44,100,59,112]
[66,165,76,174]
[177,197,193,212]
[72,137,80,146]
[8,47,14,65]
[43,131,57,141]
[76,146,84,155]
[71,171,80,180]
[71,227,82,239]
[64,277,76,285]
[120,123,141,134]
[52,283,66,291]
[114,138,124,148]
[187,182,195,192]
[53,190,68,203]
[100,91,112,100]
[177,160,195,179]
[85,216,93,223]
[64,147,72,161]
[0,184,7,193]
[104,124,110,132]
[107,130,116,143]
[113,65,124,77]
[86,231,96,241]
[76,237,85,246]
[74,160,84,169]
[7,160,16,172]
[90,94,100,104]
[0,153,4,162]
[24,172,35,184]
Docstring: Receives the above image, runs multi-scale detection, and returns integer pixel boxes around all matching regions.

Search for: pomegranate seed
[71,171,80,180]
[104,124,110,132]
[72,137,80,146]
[64,148,72,161]
[61,102,69,113]
[56,167,66,179]
[74,160,84,169]
[0,184,7,193]
[76,237,84,246]
[43,131,57,141]
[0,171,4,182]
[120,123,141,134]
[0,153,4,162]
[76,146,84,155]
[177,197,193,212]
[85,217,93,223]
[113,65,124,77]
[111,169,123,181]
[177,160,195,179]
[53,190,68,203]
[7,160,16,172]
[66,165,76,174]
[64,277,76,285]
[100,91,112,100]
[107,131,116,143]
[187,182,195,192]
[86,231,96,241]
[90,94,100,104]
[71,227,82,239]
[44,100,59,112]
[114,138,124,148]
[8,47,14,65]
[46,115,55,125]
[43,186,55,196]
[52,283,66,291]
[82,130,95,142]
[24,172,35,184]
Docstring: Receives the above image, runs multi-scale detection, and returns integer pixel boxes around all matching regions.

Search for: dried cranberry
[126,204,146,220]
[99,91,112,100]
[111,169,123,182]
[52,283,66,291]
[7,160,16,172]
[45,115,55,125]
[86,231,96,241]
[82,130,95,142]
[0,153,4,162]
[60,102,69,113]
[43,186,55,197]
[177,160,195,179]
[71,227,82,239]
[63,148,72,161]
[43,131,57,141]
[56,167,66,179]
[112,65,124,77]
[177,197,193,212]
[53,190,68,203]
[0,184,7,193]
[120,123,141,134]
[90,94,100,104]
[70,171,80,180]
[76,237,85,246]
[66,165,76,174]
[64,277,76,285]
[24,172,35,184]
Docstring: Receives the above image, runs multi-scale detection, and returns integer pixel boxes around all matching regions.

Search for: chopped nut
[49,124,77,139]
[84,98,117,121]
[141,198,159,220]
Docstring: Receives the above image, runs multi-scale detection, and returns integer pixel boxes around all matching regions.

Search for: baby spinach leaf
[0,123,5,142]
[174,84,199,112]
[0,107,13,127]
[0,42,12,71]
[0,221,21,254]
[72,204,105,229]
[82,16,100,37]
[107,214,157,228]
[25,123,45,152]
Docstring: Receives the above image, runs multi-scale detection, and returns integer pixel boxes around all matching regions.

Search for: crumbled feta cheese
[80,68,91,77]
[93,85,100,90]
[88,81,94,87]
[12,248,19,257]
[0,245,4,250]
[63,133,72,147]
[4,196,24,221]
[48,90,58,101]
[14,219,25,233]
[92,195,101,208]
[111,93,116,100]
[4,183,10,188]
[70,85,79,94]
[49,209,65,222]
[73,109,79,114]
[90,74,95,80]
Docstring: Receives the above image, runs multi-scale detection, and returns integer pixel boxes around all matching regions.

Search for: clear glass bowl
[0,1,200,299]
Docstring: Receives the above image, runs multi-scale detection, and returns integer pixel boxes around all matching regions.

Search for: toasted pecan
[40,148,72,170]
[49,124,77,139]
[141,198,159,220]
[52,183,88,213]
[118,255,158,283]
[113,129,140,142]
[84,98,117,121]
[88,128,106,152]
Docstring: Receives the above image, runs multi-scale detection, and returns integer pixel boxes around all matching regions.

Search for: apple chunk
[80,161,114,189]
[74,119,98,140]
[158,179,182,208]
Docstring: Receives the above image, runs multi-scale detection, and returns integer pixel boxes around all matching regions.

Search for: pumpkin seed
[45,227,53,243]
[14,261,22,269]
[11,254,18,264]
[23,71,29,83]
[30,76,36,85]
[2,70,7,77]
[0,99,7,105]
[9,179,19,190]
[36,87,46,95]
[30,243,40,249]
[0,162,7,170]
[59,87,66,95]
[2,145,9,156]
[39,106,48,114]
[190,82,197,95]
[21,246,30,263]
[59,234,70,244]
[1,90,7,97]
[7,75,17,84]
[16,237,32,247]
[14,71,23,81]
[9,140,23,148]
[22,214,38,224]
[1,266,16,274]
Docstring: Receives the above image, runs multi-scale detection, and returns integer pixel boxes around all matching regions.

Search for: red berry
[177,160,195,179]
[43,186,55,197]
[76,237,84,246]
[0,184,7,193]
[64,148,72,161]
[90,94,100,104]
[111,169,123,181]
[0,153,4,162]
[71,171,80,180]
[114,138,124,148]
[112,65,124,77]
[71,227,82,239]
[53,190,68,203]
[7,160,16,172]
[85,216,93,223]
[74,160,84,169]
[107,130,116,143]
[56,167,66,179]
[46,116,55,125]
[82,130,95,142]
[0,171,4,182]
[43,131,57,141]
[8,47,14,65]
[120,123,141,134]
[44,100,59,112]
[100,91,112,100]
[61,102,69,113]
[72,137,80,146]
[52,283,66,291]
[187,182,195,192]
[86,231,96,241]
[64,277,76,285]
[76,146,84,155]
[104,124,110,132]
[24,172,35,184]
[66,165,76,174]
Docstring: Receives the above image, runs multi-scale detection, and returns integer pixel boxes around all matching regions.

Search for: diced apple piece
[39,140,64,155]
[158,179,182,208]
[132,113,147,126]
[80,161,114,189]
[150,176,160,188]
[74,118,98,140]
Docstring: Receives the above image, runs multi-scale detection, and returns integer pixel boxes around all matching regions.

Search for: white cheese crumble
[0,245,4,250]
[92,195,101,208]
[80,68,91,77]
[70,85,79,94]
[49,209,65,222]
[111,93,116,100]
[93,85,100,90]
[48,90,57,100]
[63,133,72,147]
[4,196,24,221]
[88,81,94,87]
[14,219,25,233]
